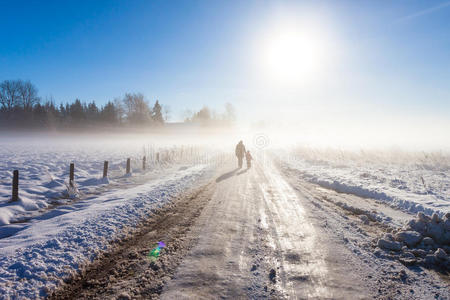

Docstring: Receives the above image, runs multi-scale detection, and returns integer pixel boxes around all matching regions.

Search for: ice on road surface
[162,160,367,299]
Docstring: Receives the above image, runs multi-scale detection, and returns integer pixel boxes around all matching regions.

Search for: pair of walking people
[235,140,252,169]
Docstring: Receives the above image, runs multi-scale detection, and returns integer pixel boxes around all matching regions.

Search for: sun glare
[263,27,328,85]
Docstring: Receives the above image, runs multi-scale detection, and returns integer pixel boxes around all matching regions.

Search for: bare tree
[191,106,212,123]
[182,109,193,122]
[122,93,151,124]
[113,97,125,124]
[225,102,236,122]
[122,93,135,118]
[18,80,40,111]
[162,105,171,122]
[0,80,21,111]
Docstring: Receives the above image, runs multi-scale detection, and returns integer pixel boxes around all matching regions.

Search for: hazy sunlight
[1,2,449,298]
[262,24,329,85]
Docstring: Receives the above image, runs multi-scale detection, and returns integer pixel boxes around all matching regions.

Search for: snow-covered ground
[276,147,450,217]
[0,138,215,226]
[1,138,448,299]
[0,137,217,299]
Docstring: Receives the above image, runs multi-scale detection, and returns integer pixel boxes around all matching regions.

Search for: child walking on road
[246,150,253,169]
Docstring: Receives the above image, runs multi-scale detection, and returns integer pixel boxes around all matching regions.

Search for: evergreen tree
[33,103,47,125]
[59,103,66,119]
[100,101,118,124]
[69,99,85,124]
[152,100,164,124]
[45,101,59,127]
[0,81,182,129]
[86,101,99,123]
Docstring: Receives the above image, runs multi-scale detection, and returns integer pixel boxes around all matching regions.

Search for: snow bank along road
[0,164,210,299]
[47,155,450,299]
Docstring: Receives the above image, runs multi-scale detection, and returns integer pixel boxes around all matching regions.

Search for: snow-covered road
[47,156,449,299]
[161,158,448,299]
[162,160,370,299]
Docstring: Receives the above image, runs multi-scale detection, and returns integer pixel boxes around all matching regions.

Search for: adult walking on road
[235,140,246,168]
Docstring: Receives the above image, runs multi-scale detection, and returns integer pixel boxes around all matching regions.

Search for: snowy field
[0,136,219,299]
[0,137,218,226]
[1,137,448,298]
[276,147,450,217]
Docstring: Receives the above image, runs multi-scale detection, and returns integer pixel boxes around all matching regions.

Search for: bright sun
[264,28,327,85]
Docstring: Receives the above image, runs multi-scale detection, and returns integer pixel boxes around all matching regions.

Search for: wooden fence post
[142,156,146,170]
[126,158,131,174]
[12,170,18,201]
[69,163,74,187]
[103,161,109,178]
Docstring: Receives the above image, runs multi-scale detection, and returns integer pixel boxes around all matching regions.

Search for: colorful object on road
[147,241,166,261]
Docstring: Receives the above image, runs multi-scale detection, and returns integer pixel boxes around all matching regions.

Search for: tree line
[0,79,168,129]
[183,103,236,125]
[0,79,237,130]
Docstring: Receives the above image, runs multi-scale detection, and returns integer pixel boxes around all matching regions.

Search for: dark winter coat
[235,142,246,158]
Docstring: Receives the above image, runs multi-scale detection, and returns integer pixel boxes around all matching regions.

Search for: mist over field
[1,1,450,299]
[2,83,448,152]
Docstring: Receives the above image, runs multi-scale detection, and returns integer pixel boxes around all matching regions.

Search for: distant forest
[0,80,236,130]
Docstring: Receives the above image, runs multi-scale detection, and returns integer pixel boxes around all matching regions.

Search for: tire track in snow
[49,182,216,299]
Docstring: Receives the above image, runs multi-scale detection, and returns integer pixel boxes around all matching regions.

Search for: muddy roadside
[48,181,216,300]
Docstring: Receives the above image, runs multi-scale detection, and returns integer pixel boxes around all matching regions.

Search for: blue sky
[1,0,449,131]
